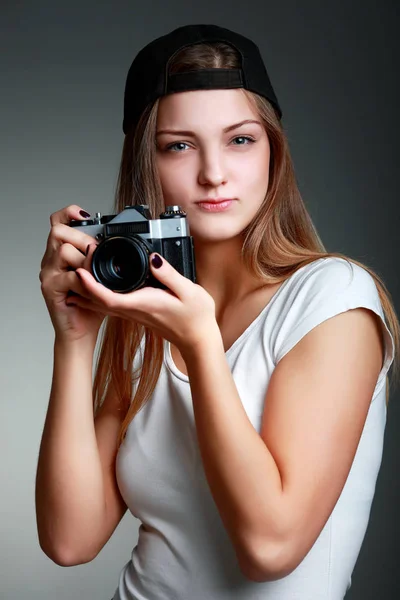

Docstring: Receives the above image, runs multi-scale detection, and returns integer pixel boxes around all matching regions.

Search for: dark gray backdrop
[1,1,398,599]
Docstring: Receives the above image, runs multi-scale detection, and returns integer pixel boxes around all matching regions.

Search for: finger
[82,242,99,273]
[74,267,164,314]
[65,293,110,315]
[149,253,193,300]
[49,204,92,227]
[47,269,100,303]
[48,223,97,257]
[56,242,87,272]
[75,263,185,323]
[74,267,124,309]
[41,208,95,273]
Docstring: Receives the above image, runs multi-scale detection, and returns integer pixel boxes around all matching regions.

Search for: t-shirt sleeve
[272,258,395,399]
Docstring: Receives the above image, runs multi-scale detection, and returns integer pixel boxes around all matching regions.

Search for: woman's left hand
[67,251,219,355]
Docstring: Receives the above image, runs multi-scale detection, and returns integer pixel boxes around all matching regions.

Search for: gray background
[1,1,399,598]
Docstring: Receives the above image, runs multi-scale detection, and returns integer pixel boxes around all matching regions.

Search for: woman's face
[155,89,270,243]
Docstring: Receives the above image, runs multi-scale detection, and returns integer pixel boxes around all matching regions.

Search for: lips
[196,198,233,204]
[196,199,234,212]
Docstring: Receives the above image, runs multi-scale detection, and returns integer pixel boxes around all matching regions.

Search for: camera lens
[92,236,151,292]
[110,256,129,279]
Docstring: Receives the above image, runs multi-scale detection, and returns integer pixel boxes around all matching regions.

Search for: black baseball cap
[122,24,282,134]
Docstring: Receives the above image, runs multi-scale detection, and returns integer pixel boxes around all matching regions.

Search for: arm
[35,338,106,566]
[181,328,285,580]
[181,307,384,581]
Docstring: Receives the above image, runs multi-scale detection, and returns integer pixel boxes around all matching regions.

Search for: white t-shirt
[112,257,395,600]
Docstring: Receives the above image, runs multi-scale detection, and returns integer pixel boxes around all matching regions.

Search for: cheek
[255,152,270,191]
[241,158,269,198]
[235,144,270,180]
[156,159,189,197]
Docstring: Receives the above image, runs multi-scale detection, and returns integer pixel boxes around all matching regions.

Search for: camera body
[69,205,196,293]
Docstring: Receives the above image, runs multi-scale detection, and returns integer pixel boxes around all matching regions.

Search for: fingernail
[79,210,91,218]
[151,254,163,269]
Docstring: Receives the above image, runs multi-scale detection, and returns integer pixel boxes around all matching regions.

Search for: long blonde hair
[93,42,399,452]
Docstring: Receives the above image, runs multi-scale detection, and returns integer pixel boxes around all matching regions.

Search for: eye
[231,136,256,145]
[165,142,190,152]
[164,135,256,153]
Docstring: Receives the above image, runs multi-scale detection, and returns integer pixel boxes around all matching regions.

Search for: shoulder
[270,257,389,366]
[276,256,381,315]
[289,257,378,299]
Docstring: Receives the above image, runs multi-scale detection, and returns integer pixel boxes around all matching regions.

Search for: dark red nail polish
[79,210,91,218]
[151,254,163,268]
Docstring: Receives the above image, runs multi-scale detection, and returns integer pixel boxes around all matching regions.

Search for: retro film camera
[69,205,197,293]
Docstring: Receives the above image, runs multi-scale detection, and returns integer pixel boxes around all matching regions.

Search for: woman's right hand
[39,204,108,344]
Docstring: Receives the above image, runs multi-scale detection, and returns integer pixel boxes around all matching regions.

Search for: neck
[192,235,269,319]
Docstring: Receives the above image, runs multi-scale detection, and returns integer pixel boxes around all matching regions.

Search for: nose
[197,147,227,187]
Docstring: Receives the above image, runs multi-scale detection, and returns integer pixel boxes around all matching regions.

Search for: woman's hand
[39,204,107,345]
[66,253,220,356]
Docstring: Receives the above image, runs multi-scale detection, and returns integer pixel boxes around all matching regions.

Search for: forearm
[35,338,106,564]
[181,332,285,577]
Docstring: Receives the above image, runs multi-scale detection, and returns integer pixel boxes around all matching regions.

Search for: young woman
[35,24,399,600]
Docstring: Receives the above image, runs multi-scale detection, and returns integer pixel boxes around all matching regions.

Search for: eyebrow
[156,119,263,137]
